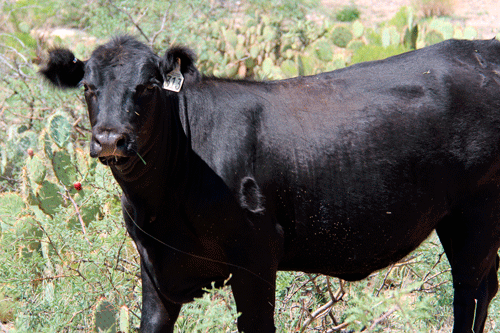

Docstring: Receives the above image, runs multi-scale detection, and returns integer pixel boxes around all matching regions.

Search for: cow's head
[40,36,200,166]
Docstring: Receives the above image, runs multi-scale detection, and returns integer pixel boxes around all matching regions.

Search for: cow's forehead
[85,36,159,86]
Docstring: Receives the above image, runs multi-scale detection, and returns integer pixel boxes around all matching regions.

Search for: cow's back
[184,38,500,277]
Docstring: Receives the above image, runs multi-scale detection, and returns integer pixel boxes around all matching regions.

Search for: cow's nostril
[116,137,126,149]
[93,131,128,157]
[94,137,102,147]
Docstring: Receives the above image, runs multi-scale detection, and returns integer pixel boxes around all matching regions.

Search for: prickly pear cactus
[19,117,105,229]
[52,150,77,187]
[26,154,47,186]
[39,128,54,159]
[47,113,72,149]
[424,30,444,46]
[92,298,117,333]
[313,39,334,62]
[119,305,130,333]
[280,59,298,77]
[352,21,364,38]
[21,167,40,206]
[37,180,65,216]
[330,26,353,48]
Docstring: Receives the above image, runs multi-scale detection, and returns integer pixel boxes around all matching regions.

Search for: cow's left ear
[161,46,201,89]
[39,48,85,89]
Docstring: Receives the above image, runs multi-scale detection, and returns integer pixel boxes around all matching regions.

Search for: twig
[107,0,150,42]
[72,259,140,278]
[361,307,398,332]
[422,268,452,286]
[33,218,65,263]
[31,274,74,282]
[62,186,92,245]
[69,261,105,294]
[300,298,336,332]
[9,111,45,120]
[325,322,350,332]
[422,251,446,282]
[376,264,396,296]
[150,7,170,48]
[300,277,345,332]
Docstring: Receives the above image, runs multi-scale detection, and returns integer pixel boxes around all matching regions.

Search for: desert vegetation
[1,0,499,331]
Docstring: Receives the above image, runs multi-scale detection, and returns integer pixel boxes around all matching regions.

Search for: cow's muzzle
[90,130,128,157]
[90,130,135,160]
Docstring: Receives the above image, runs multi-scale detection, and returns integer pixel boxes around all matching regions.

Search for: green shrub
[335,5,361,22]
[351,44,411,64]
[331,25,353,48]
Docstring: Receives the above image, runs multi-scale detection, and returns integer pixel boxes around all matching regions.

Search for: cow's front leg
[140,259,181,333]
[231,267,277,332]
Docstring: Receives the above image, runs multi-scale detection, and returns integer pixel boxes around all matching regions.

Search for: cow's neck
[110,91,192,210]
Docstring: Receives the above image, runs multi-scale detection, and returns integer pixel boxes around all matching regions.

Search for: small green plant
[174,280,240,332]
[335,5,361,22]
[331,25,353,48]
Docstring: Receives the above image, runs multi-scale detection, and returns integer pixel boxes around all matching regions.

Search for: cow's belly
[277,198,447,278]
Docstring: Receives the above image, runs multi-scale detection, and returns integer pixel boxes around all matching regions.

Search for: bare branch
[361,307,398,332]
[300,277,345,332]
[106,0,150,42]
[375,264,395,296]
[325,322,350,332]
[150,7,169,48]
[422,251,446,282]
[61,185,92,245]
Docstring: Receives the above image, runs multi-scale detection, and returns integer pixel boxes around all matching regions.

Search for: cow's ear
[39,48,85,89]
[162,46,201,88]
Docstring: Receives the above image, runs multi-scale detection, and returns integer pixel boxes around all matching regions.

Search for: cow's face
[83,37,163,166]
[40,36,200,167]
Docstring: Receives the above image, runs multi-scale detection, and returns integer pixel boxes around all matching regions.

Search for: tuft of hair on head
[39,48,85,89]
[162,46,201,86]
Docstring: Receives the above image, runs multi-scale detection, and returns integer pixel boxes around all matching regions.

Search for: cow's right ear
[39,48,85,89]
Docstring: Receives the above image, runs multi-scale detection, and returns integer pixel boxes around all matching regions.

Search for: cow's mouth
[99,155,130,166]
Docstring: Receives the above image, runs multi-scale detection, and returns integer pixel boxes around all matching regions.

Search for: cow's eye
[136,83,157,96]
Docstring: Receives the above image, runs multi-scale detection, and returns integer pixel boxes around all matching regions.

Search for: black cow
[41,35,500,332]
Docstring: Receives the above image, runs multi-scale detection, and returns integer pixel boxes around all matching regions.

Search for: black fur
[39,48,85,88]
[162,46,201,85]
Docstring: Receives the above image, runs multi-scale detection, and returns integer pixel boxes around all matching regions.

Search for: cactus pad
[93,299,117,333]
[119,305,130,333]
[331,26,353,48]
[37,180,64,216]
[26,154,47,186]
[52,150,77,187]
[48,113,72,149]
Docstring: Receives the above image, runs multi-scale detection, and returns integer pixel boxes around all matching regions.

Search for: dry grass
[417,0,456,17]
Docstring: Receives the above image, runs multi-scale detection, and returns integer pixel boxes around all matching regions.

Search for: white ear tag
[163,58,184,92]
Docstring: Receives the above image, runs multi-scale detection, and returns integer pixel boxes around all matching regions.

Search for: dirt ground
[322,0,500,39]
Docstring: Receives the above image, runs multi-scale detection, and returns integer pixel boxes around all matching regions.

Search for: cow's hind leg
[436,193,500,333]
[140,259,181,333]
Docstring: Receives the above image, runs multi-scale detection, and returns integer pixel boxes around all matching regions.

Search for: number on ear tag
[163,59,184,92]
